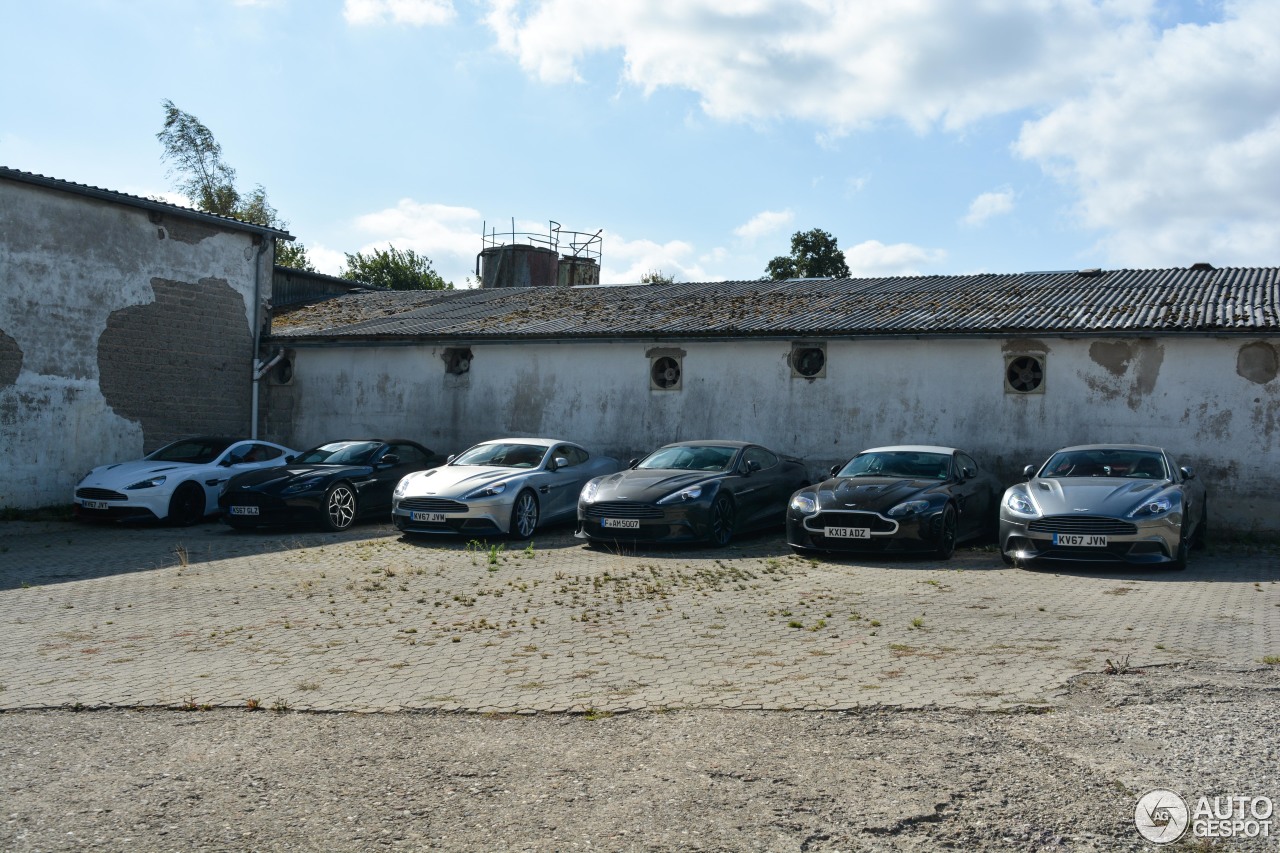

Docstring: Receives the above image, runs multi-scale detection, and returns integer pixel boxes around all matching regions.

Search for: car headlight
[125,475,167,490]
[580,480,601,503]
[789,492,817,514]
[887,499,931,517]
[657,484,704,505]
[283,476,325,495]
[1129,496,1173,517]
[464,481,508,499]
[393,476,413,499]
[1003,490,1039,517]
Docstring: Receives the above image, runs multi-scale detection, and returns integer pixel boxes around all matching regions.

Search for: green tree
[342,246,452,290]
[765,228,850,280]
[156,99,314,270]
[640,269,675,284]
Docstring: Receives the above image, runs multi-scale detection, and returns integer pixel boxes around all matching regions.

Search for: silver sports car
[392,438,621,539]
[999,443,1207,569]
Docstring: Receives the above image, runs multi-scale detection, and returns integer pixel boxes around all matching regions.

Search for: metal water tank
[477,244,560,288]
[557,256,599,288]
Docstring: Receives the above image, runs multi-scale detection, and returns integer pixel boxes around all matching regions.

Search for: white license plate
[602,518,640,529]
[825,526,871,539]
[411,511,447,523]
[229,505,259,516]
[82,500,109,510]
[1053,533,1107,547]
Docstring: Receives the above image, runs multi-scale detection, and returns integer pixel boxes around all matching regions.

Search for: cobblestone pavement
[1,520,1276,713]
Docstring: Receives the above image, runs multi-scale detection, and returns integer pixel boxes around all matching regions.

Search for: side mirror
[1022,464,1037,479]
[285,454,297,463]
[378,453,401,467]
[446,454,456,464]
[829,464,842,477]
[745,459,762,474]
[627,458,639,469]
[1180,466,1195,480]
[552,456,570,471]
[961,467,975,480]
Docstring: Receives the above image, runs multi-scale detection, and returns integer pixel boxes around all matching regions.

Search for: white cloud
[348,198,484,285]
[344,0,455,27]
[843,240,946,277]
[306,243,348,277]
[963,188,1015,226]
[599,232,704,283]
[482,0,1151,133]
[733,209,793,241]
[1014,0,1280,266]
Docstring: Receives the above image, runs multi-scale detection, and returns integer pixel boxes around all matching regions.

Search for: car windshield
[636,445,738,472]
[838,451,951,480]
[1040,449,1168,479]
[146,437,235,464]
[453,443,547,469]
[296,441,383,465]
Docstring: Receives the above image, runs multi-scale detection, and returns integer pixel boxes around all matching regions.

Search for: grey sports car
[392,438,620,539]
[999,444,1207,569]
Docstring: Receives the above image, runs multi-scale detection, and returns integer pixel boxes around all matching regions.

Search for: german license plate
[411,511,446,523]
[602,518,640,529]
[1053,533,1107,546]
[82,500,109,510]
[825,526,870,539]
[229,505,259,516]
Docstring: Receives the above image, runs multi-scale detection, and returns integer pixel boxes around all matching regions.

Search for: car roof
[659,440,752,449]
[859,445,956,455]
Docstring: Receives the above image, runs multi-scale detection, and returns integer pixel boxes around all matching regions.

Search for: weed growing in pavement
[910,616,925,629]
[1103,655,1143,675]
[270,698,291,713]
[244,697,261,711]
[174,544,189,568]
[487,543,505,568]
[1262,655,1280,665]
[523,541,535,559]
[583,707,613,721]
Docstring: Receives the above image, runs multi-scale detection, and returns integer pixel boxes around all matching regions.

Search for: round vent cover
[1006,355,1044,393]
[651,356,681,389]
[791,346,826,378]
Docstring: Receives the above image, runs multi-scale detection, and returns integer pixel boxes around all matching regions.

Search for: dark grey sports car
[786,445,1001,559]
[576,440,810,547]
[999,444,1207,569]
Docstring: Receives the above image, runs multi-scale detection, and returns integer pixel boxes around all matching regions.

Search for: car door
[540,444,589,521]
[951,452,992,539]
[737,446,784,528]
[362,443,425,514]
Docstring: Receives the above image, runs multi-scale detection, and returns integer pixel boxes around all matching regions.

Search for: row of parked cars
[72,436,1208,570]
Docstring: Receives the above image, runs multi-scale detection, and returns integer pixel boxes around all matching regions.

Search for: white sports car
[74,436,299,525]
[392,438,621,539]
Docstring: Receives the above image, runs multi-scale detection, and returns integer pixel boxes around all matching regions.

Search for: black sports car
[786,445,1002,559]
[576,440,810,547]
[218,439,444,531]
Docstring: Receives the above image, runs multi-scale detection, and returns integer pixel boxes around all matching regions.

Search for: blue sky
[4,0,1277,286]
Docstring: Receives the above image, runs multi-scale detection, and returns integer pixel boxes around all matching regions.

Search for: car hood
[80,459,199,488]
[1023,477,1172,516]
[814,476,941,512]
[590,469,723,503]
[226,464,371,492]
[400,465,525,498]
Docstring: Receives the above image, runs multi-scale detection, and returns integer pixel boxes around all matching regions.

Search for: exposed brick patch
[98,277,251,451]
[0,328,21,389]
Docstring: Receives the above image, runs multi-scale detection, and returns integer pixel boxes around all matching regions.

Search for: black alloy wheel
[934,505,957,560]
[168,482,206,527]
[708,495,735,548]
[323,483,357,531]
[509,490,539,540]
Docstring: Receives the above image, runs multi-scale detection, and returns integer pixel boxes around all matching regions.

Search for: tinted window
[955,453,977,477]
[744,447,778,471]
[389,443,431,468]
[297,441,382,465]
[1041,448,1167,479]
[148,437,235,464]
[838,451,951,480]
[454,443,547,468]
[553,445,588,467]
[637,445,738,472]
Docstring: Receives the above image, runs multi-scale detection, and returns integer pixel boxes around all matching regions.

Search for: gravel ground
[2,661,1277,852]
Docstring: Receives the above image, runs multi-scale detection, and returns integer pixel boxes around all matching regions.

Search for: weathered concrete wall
[274,335,1280,532]
[0,178,270,508]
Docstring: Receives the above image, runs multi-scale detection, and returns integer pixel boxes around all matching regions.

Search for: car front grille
[1028,516,1138,536]
[76,488,127,501]
[808,510,897,533]
[398,497,468,513]
[583,502,664,519]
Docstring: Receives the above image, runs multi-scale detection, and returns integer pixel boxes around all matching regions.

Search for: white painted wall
[280,334,1280,532]
[0,179,268,508]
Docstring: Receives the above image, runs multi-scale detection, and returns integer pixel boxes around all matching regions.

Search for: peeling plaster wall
[0,179,268,508]
[281,334,1280,532]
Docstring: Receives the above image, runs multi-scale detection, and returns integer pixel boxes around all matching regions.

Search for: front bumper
[392,495,511,536]
[576,499,715,544]
[218,490,326,527]
[73,488,169,523]
[999,512,1182,565]
[785,507,945,553]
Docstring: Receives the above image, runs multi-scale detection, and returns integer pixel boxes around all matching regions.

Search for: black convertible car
[218,439,444,531]
[786,445,1001,559]
[576,440,810,547]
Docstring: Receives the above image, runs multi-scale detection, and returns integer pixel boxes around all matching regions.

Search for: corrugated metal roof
[1,167,293,240]
[269,267,1280,341]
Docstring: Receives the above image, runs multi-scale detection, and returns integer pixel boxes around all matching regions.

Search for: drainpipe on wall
[250,238,268,439]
